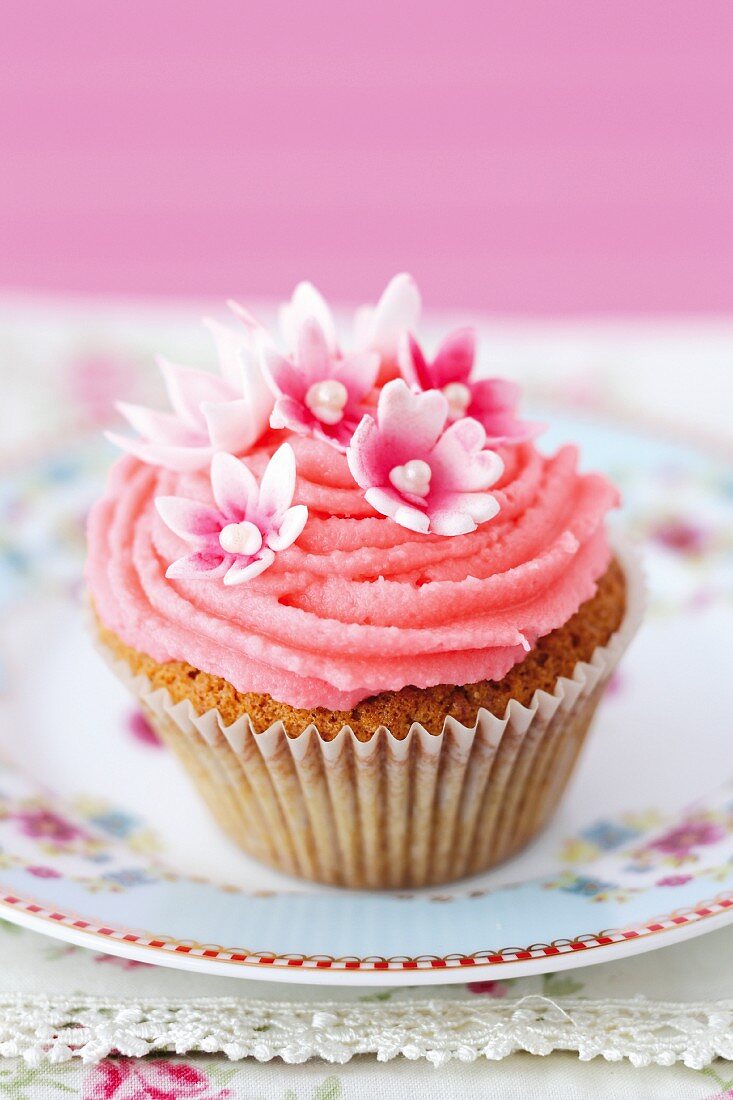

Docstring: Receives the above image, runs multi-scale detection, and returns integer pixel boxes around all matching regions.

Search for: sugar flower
[107,311,273,471]
[263,316,380,451]
[155,444,307,584]
[347,379,504,536]
[399,329,541,443]
[279,272,421,377]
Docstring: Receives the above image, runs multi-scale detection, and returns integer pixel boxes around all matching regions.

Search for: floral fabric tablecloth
[1,296,733,1097]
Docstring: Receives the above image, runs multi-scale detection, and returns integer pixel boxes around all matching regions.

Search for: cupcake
[87,274,642,889]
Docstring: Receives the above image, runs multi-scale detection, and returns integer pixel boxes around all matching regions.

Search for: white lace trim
[1,995,733,1068]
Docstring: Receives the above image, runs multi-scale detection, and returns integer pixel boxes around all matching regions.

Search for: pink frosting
[86,434,619,711]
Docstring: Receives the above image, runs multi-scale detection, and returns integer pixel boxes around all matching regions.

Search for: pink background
[2,1,732,313]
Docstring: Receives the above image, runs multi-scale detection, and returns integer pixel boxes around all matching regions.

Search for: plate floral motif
[0,777,160,895]
[547,797,733,905]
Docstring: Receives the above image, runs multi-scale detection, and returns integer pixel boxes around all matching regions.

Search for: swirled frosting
[86,434,619,710]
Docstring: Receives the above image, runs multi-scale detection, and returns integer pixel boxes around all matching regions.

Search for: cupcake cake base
[94,545,642,890]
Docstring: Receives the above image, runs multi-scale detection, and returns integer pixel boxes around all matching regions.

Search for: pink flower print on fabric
[83,1059,230,1100]
[466,980,510,997]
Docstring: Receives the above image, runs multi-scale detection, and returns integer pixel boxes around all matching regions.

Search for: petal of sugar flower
[467,379,543,443]
[203,317,250,389]
[258,442,297,518]
[296,317,333,382]
[205,318,274,438]
[223,548,275,585]
[462,447,504,489]
[470,377,522,414]
[155,496,223,544]
[394,504,431,534]
[202,399,261,453]
[115,402,199,445]
[280,281,337,352]
[166,550,229,579]
[105,431,213,471]
[398,332,431,390]
[432,413,487,455]
[315,415,361,452]
[267,503,308,551]
[333,350,381,401]
[432,490,500,527]
[270,394,315,434]
[461,491,501,523]
[241,347,275,435]
[262,347,308,402]
[346,413,384,489]
[430,417,504,491]
[428,509,477,537]
[351,303,374,351]
[226,299,266,336]
[367,273,421,356]
[210,452,259,520]
[477,410,546,443]
[365,486,430,533]
[157,358,234,430]
[377,379,448,456]
[432,327,475,387]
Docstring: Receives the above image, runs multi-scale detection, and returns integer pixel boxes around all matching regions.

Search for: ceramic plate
[0,410,732,985]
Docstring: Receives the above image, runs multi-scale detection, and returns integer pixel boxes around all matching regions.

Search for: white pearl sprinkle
[389,459,432,498]
[442,381,471,420]
[219,520,263,557]
[305,379,349,425]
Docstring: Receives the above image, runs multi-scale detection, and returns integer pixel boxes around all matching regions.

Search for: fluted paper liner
[95,541,644,889]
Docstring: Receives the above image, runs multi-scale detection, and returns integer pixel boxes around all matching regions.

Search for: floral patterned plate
[0,410,732,985]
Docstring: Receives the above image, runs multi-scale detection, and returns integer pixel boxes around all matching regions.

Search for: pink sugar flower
[107,311,273,471]
[399,329,541,443]
[347,379,504,536]
[279,272,421,368]
[155,444,307,585]
[263,316,380,450]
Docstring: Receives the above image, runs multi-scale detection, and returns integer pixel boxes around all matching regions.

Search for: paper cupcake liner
[95,540,644,889]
